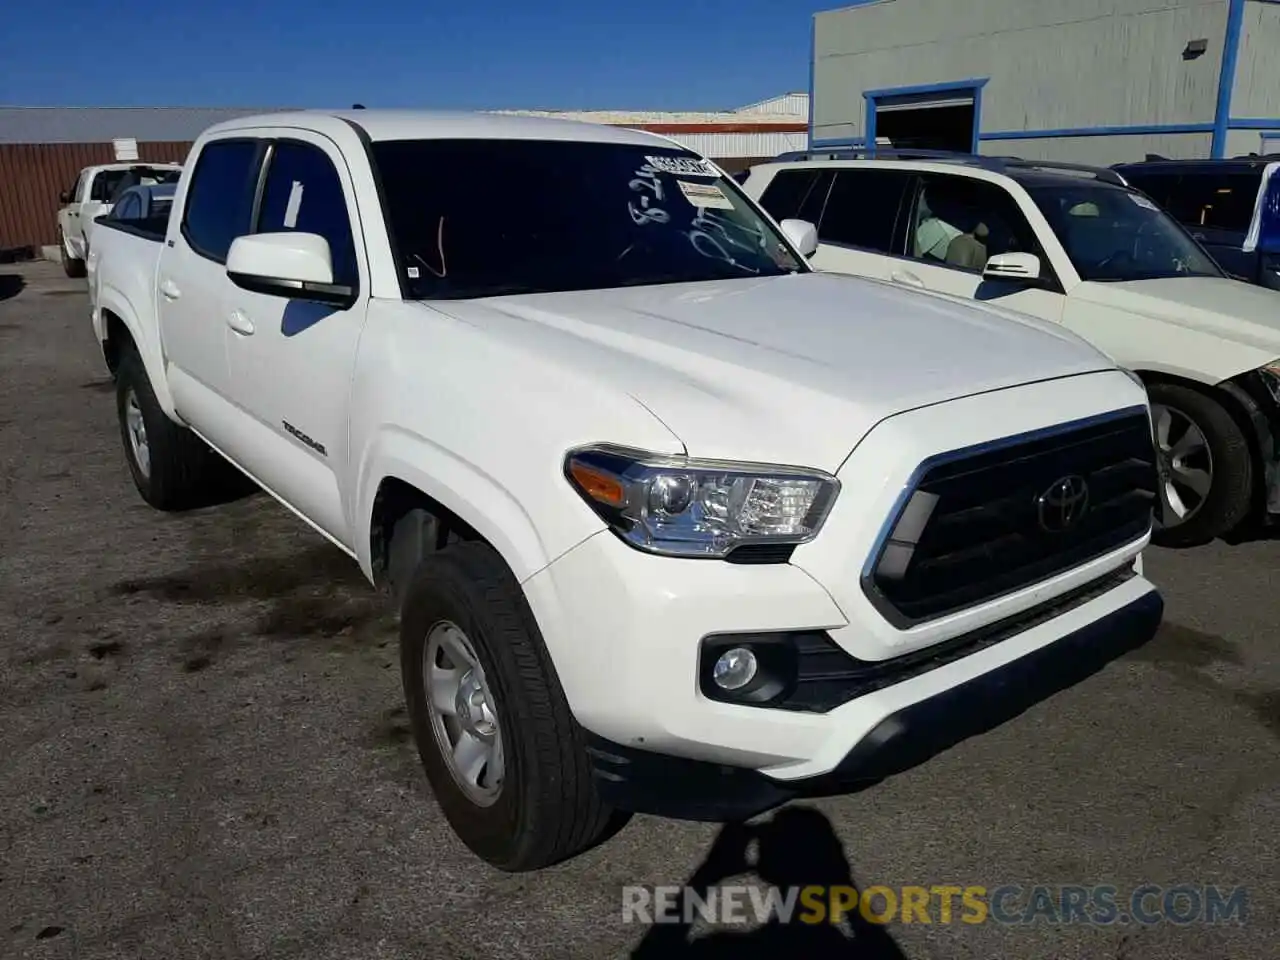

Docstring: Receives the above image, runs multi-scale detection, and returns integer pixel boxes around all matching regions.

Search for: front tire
[115,348,249,510]
[400,542,628,871]
[1148,382,1253,547]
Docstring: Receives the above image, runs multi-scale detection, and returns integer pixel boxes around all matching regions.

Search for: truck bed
[94,213,170,244]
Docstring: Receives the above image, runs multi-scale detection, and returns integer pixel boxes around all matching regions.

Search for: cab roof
[201,109,686,150]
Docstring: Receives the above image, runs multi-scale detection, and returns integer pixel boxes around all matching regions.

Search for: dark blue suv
[1112,158,1280,290]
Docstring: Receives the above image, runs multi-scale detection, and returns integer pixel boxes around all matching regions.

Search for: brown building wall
[0,141,192,251]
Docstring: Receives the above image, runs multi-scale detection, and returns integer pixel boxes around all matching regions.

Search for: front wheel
[1148,382,1254,547]
[400,542,629,871]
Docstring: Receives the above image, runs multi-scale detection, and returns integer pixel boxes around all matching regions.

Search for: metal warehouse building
[0,96,806,255]
[809,0,1280,165]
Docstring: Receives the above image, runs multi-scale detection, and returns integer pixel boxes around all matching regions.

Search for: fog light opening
[712,647,759,691]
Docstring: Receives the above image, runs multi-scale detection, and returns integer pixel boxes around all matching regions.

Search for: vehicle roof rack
[998,158,1129,186]
[771,148,1128,187]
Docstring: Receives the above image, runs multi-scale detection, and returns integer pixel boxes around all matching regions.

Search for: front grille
[863,408,1156,627]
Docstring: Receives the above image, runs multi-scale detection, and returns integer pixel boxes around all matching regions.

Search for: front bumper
[582,585,1163,821]
[524,525,1158,785]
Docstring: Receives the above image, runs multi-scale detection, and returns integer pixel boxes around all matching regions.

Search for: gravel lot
[1,260,1277,959]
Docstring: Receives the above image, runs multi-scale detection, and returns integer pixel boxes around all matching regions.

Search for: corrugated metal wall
[980,131,1213,164]
[814,0,1229,147]
[1233,0,1280,120]
[0,141,192,251]
[661,131,808,158]
[735,93,810,116]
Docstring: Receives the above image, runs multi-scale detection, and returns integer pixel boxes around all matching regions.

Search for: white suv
[744,151,1280,547]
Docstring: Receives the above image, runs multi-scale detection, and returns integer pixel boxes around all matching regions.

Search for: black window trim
[180,134,363,308]
[808,167,913,259]
[893,171,1066,294]
[805,169,838,231]
[759,167,835,228]
[180,136,268,266]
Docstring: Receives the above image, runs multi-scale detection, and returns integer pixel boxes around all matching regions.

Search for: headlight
[564,444,839,558]
[1256,360,1280,405]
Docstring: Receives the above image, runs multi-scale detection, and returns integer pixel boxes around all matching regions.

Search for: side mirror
[59,191,72,205]
[225,232,354,307]
[983,252,1042,282]
[780,218,819,258]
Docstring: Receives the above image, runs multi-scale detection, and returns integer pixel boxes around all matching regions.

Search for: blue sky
[1,0,826,111]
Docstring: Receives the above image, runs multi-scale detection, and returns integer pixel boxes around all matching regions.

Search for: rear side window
[818,169,912,253]
[255,141,359,288]
[1150,171,1261,234]
[182,140,262,262]
[758,169,833,225]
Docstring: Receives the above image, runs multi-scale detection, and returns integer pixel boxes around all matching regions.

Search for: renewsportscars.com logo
[622,883,1248,927]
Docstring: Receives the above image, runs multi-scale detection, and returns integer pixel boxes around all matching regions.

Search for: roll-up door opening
[872,89,977,153]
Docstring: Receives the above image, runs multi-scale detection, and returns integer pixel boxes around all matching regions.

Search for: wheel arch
[357,435,568,598]
[95,293,179,418]
[1135,368,1269,522]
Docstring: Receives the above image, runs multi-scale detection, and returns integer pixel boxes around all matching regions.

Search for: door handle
[891,270,926,289]
[226,310,255,336]
[159,279,181,301]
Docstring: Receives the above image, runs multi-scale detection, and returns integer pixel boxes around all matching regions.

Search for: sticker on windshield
[283,180,305,228]
[644,155,718,177]
[1128,193,1159,211]
[677,179,734,210]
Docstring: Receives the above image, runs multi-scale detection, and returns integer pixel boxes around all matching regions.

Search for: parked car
[743,150,1280,547]
[56,162,182,277]
[89,111,1161,871]
[1112,157,1280,290]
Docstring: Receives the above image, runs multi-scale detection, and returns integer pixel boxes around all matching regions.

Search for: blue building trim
[862,78,989,156]
[1212,0,1248,158]
[811,118,1278,154]
[807,137,867,150]
[982,122,1214,141]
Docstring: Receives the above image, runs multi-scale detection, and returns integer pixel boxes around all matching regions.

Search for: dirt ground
[1,260,1277,959]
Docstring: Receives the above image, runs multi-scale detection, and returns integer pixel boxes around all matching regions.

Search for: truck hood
[428,273,1115,470]
[1071,277,1280,357]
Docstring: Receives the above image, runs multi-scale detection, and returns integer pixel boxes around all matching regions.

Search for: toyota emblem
[1037,475,1090,533]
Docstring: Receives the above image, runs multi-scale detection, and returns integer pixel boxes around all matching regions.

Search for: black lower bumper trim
[585,586,1163,822]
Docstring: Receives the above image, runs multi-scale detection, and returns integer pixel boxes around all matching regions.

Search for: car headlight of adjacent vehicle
[1255,360,1280,406]
[564,444,840,558]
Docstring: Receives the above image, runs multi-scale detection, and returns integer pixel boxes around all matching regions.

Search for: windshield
[370,139,805,300]
[1027,182,1222,281]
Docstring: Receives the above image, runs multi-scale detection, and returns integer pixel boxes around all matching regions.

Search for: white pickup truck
[57,161,182,277]
[88,110,1163,871]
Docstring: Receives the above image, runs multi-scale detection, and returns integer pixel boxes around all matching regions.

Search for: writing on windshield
[370,139,803,300]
